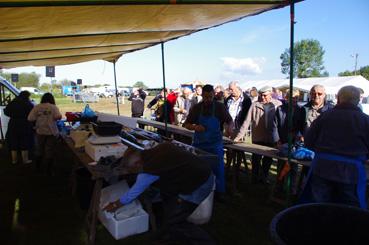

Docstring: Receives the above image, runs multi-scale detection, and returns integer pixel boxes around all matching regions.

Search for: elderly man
[214,85,225,103]
[300,86,369,208]
[103,143,215,244]
[225,81,252,136]
[173,87,192,125]
[191,84,203,106]
[234,86,282,184]
[184,84,233,200]
[301,84,334,135]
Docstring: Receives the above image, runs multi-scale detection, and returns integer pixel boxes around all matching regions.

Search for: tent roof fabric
[0,0,290,68]
[241,76,369,96]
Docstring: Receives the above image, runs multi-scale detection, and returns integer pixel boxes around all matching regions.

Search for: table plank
[225,142,311,167]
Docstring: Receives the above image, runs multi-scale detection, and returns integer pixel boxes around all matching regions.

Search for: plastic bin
[75,168,95,210]
[98,180,149,240]
[187,179,216,225]
[270,203,369,245]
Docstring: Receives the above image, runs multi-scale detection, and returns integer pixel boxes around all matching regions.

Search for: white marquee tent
[241,75,369,96]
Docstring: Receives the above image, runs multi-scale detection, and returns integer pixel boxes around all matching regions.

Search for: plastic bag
[82,104,96,118]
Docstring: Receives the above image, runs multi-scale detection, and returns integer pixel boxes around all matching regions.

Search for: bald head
[337,86,360,106]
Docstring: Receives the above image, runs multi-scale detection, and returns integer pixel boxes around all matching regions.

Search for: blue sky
[3,0,369,89]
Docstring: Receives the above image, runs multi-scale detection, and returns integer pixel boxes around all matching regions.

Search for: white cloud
[221,57,266,76]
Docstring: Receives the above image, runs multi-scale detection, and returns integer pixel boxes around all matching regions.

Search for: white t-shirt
[28,103,62,136]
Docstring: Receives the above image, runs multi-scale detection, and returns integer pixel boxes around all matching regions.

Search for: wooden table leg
[86,178,103,245]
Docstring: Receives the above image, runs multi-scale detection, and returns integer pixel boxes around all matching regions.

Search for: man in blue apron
[300,86,369,208]
[184,84,233,201]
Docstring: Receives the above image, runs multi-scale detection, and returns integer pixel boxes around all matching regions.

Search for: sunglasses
[311,92,324,96]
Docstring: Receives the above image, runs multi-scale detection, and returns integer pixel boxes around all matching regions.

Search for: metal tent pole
[113,60,120,115]
[161,42,168,136]
[287,0,295,204]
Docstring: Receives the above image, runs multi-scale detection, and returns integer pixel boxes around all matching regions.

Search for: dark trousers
[251,153,273,182]
[35,134,57,173]
[251,142,274,182]
[311,174,359,207]
[158,196,215,245]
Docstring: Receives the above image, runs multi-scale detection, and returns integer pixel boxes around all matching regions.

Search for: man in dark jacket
[103,143,215,244]
[301,86,369,208]
[272,89,304,193]
[225,81,252,136]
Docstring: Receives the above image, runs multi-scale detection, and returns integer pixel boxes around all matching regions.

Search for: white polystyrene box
[85,141,128,161]
[187,179,216,225]
[98,180,149,240]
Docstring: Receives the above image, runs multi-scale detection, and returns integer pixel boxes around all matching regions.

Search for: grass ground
[0,96,285,245]
[0,142,284,245]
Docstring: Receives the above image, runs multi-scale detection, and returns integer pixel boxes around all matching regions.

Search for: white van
[20,86,43,95]
[0,76,20,140]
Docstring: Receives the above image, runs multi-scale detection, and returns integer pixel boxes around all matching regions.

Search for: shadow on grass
[0,142,284,245]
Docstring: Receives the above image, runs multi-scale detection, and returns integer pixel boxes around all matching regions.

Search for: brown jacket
[234,99,282,143]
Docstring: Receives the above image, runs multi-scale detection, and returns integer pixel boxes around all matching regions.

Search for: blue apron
[299,152,367,209]
[193,102,225,193]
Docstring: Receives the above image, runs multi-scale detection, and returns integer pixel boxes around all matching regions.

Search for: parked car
[20,86,44,95]
[1,76,20,140]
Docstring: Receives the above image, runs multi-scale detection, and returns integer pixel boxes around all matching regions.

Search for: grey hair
[182,87,192,93]
[310,84,325,93]
[214,85,224,91]
[228,81,239,88]
[337,86,360,105]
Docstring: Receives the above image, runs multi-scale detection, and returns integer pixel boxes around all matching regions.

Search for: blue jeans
[311,174,359,207]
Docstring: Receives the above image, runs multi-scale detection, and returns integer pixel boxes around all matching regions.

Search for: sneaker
[23,160,32,164]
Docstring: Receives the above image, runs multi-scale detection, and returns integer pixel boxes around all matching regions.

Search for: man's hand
[194,124,206,132]
[233,136,242,143]
[102,199,123,213]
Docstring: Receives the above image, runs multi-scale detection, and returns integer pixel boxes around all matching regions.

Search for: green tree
[57,79,72,86]
[280,39,328,78]
[338,65,369,80]
[0,71,40,87]
[338,70,354,76]
[132,81,148,89]
[359,66,369,80]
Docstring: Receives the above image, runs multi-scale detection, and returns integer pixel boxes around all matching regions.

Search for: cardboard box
[84,141,127,161]
[98,180,149,240]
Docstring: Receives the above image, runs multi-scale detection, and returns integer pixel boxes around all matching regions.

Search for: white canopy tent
[241,75,369,96]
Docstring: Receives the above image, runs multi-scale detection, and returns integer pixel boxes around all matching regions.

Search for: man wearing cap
[234,86,282,183]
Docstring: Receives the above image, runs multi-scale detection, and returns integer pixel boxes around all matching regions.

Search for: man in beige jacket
[234,86,282,184]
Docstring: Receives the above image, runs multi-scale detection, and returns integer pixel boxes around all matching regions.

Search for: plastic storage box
[85,141,128,161]
[98,180,149,240]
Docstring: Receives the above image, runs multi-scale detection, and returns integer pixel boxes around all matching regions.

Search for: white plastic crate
[85,141,128,161]
[98,180,149,240]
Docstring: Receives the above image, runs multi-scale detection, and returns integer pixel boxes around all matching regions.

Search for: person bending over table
[183,84,233,201]
[103,142,215,244]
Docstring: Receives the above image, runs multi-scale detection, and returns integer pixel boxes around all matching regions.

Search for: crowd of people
[4,82,369,244]
[141,82,369,208]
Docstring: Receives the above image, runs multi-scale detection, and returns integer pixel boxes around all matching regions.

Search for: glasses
[311,92,324,96]
[260,94,270,97]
